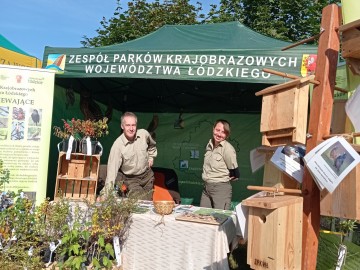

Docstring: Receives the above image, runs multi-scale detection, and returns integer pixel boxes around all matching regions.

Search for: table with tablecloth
[121,206,239,270]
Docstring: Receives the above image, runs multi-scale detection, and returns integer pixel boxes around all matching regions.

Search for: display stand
[318,18,360,221]
[54,152,100,201]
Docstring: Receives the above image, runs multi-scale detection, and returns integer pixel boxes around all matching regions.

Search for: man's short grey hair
[121,112,137,125]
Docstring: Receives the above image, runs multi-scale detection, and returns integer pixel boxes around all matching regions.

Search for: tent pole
[301,4,341,269]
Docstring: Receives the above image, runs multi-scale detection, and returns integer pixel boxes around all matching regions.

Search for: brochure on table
[304,136,360,193]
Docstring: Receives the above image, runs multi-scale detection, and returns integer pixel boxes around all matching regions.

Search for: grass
[228,233,360,270]
[317,232,360,270]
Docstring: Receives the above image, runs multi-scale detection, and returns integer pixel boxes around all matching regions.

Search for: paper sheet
[345,84,360,132]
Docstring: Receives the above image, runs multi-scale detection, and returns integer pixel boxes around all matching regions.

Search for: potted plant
[53,118,83,153]
[78,117,109,155]
[53,117,109,155]
[1,162,139,269]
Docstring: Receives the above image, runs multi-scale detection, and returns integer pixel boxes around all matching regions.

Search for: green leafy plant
[0,190,46,270]
[1,165,137,269]
[53,190,139,269]
[339,219,358,244]
[57,217,90,269]
[33,197,72,243]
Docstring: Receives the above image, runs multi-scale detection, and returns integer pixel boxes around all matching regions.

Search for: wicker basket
[153,200,175,215]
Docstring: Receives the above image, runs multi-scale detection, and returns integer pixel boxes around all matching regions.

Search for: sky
[1,0,215,61]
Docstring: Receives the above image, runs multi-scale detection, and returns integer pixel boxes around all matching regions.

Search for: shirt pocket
[209,152,223,168]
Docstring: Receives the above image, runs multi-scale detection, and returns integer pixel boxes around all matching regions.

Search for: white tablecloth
[122,207,239,270]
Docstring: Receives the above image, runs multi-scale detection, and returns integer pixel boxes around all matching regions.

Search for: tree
[81,0,341,48]
[81,0,204,47]
[206,0,340,43]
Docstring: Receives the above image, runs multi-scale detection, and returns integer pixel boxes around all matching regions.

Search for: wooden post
[301,4,341,269]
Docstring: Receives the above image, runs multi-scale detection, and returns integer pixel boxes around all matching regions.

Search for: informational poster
[0,64,55,204]
[270,145,306,183]
[304,136,360,193]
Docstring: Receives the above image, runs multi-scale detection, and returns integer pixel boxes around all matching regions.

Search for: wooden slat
[342,28,360,59]
[247,185,302,195]
[281,33,323,51]
[255,75,314,96]
[263,68,348,93]
[338,18,360,32]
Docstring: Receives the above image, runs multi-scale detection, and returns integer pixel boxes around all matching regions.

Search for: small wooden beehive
[242,195,303,270]
[256,75,314,147]
[339,18,360,75]
[67,159,87,178]
[320,163,360,220]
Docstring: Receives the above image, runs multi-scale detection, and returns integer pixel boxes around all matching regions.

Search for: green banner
[43,22,317,84]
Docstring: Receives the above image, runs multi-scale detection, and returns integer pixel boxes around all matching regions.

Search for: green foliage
[207,0,340,42]
[57,213,89,269]
[33,198,72,242]
[0,183,139,269]
[317,232,360,270]
[81,0,203,47]
[339,219,358,244]
[82,0,341,48]
[0,190,46,269]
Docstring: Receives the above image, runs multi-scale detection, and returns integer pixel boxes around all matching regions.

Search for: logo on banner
[16,75,22,83]
[301,54,317,77]
[45,54,66,73]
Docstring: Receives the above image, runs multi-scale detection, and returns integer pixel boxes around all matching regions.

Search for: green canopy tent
[43,21,317,113]
[43,22,317,203]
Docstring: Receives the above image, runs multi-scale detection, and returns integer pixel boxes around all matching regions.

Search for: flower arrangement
[53,117,109,140]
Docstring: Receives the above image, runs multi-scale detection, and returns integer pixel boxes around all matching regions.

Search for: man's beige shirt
[106,129,157,187]
[202,139,238,183]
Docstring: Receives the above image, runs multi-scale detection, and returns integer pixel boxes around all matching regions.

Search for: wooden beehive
[242,195,303,270]
[256,75,314,147]
[320,163,360,220]
[339,18,360,75]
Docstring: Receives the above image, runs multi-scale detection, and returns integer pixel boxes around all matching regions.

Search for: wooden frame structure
[255,4,343,269]
[301,4,341,269]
